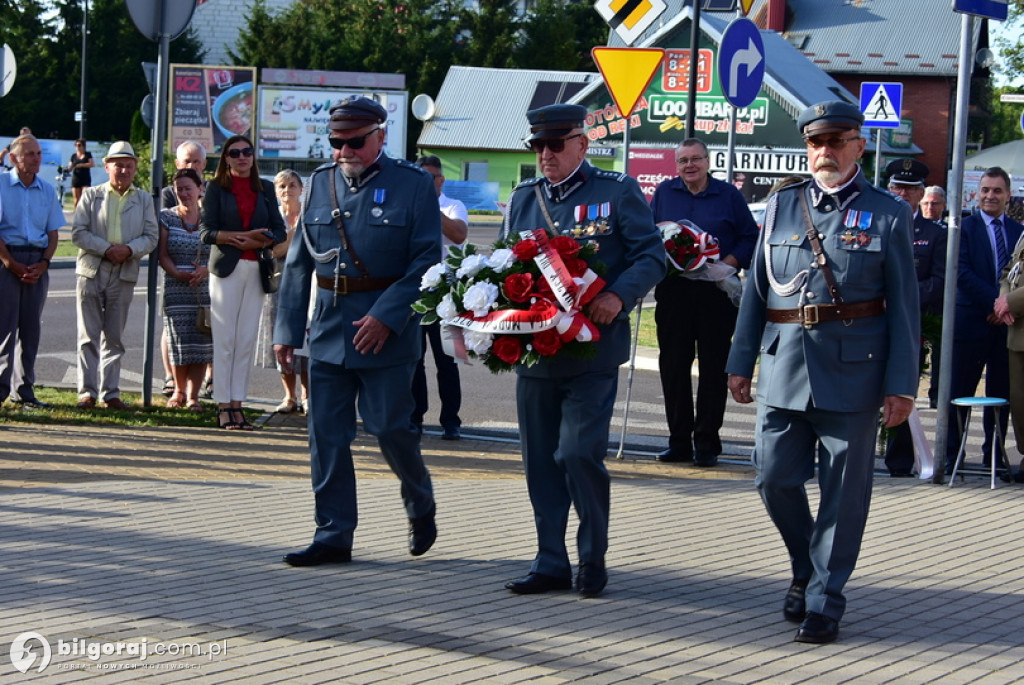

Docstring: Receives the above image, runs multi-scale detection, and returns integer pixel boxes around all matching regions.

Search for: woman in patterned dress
[157,168,212,411]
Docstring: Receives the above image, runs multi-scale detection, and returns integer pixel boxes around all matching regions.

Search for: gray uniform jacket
[501,162,665,377]
[726,172,920,412]
[274,157,441,369]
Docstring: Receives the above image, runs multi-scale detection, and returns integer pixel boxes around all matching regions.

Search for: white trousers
[210,260,264,404]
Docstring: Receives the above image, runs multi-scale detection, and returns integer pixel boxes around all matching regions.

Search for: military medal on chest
[840,209,873,248]
[572,202,612,237]
[370,188,386,218]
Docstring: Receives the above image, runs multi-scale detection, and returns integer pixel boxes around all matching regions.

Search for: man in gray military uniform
[500,104,664,598]
[726,101,919,643]
[274,96,441,566]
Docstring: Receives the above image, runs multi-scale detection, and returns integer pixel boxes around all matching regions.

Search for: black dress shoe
[694,451,719,467]
[794,611,839,644]
[1015,470,1024,484]
[576,561,608,598]
[409,506,437,556]
[283,542,352,567]
[783,578,809,623]
[505,572,572,594]
[441,427,461,441]
[656,448,692,463]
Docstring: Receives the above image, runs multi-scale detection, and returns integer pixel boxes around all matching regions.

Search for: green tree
[988,85,1024,145]
[515,0,608,71]
[993,0,1024,79]
[0,0,67,138]
[459,0,519,68]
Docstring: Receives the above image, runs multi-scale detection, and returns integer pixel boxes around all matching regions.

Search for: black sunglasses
[328,127,380,150]
[526,134,583,153]
[226,147,254,159]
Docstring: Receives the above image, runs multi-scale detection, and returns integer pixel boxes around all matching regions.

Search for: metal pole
[685,0,701,138]
[78,0,88,139]
[623,113,631,176]
[616,298,644,460]
[873,129,882,186]
[142,1,171,407]
[726,105,737,184]
[932,13,975,482]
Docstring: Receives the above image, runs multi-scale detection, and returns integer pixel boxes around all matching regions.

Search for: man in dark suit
[727,101,919,643]
[275,96,442,566]
[882,159,946,476]
[947,166,1023,472]
[500,104,664,598]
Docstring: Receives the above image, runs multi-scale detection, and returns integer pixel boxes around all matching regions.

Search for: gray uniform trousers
[516,369,618,579]
[76,260,137,401]
[308,358,434,549]
[754,401,877,621]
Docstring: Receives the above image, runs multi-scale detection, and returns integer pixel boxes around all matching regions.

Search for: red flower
[512,240,540,261]
[565,257,588,278]
[492,336,523,364]
[503,273,534,303]
[549,235,581,259]
[665,239,677,252]
[532,329,563,356]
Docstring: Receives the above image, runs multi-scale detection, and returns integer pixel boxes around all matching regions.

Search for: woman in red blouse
[200,135,286,429]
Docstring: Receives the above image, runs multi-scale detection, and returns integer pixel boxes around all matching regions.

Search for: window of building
[519,164,536,182]
[464,161,488,182]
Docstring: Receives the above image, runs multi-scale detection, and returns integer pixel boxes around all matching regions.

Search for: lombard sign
[256,86,407,161]
[647,95,769,134]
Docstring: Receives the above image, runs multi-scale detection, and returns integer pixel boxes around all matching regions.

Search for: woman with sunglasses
[200,135,286,429]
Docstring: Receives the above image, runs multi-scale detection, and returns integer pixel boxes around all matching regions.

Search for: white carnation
[486,248,515,271]
[455,254,488,279]
[462,281,499,317]
[463,330,494,355]
[436,293,460,322]
[660,222,682,240]
[420,263,447,290]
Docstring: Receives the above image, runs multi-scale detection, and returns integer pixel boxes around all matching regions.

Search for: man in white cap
[71,141,159,409]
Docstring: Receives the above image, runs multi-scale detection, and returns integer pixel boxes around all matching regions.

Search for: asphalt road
[33,219,682,450]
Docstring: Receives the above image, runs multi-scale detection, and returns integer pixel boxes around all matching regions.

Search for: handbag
[195,305,212,334]
[193,237,213,334]
[257,187,283,294]
[258,248,281,294]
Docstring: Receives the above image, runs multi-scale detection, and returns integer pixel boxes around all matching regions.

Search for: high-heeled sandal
[217,408,239,430]
[232,408,254,431]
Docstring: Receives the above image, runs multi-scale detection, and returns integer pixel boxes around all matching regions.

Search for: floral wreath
[412,229,606,373]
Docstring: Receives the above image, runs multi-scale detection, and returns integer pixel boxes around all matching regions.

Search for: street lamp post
[79,0,88,139]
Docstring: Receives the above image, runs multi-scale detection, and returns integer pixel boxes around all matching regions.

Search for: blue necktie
[993,218,1008,273]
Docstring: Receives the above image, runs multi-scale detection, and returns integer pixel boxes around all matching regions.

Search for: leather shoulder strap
[328,169,370,278]
[798,188,844,304]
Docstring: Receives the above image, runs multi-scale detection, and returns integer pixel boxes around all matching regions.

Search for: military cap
[328,96,387,131]
[886,158,929,186]
[525,104,588,141]
[797,100,865,138]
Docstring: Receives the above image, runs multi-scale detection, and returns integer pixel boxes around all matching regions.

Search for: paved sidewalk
[1,417,1023,683]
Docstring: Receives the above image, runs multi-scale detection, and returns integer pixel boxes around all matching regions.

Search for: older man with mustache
[726,100,919,644]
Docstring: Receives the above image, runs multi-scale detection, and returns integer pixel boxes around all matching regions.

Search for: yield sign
[591,47,664,119]
[739,0,755,14]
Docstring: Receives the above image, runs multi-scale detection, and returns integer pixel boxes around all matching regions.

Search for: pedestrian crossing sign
[860,82,903,129]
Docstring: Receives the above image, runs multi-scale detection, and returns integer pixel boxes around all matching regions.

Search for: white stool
[948,397,1012,489]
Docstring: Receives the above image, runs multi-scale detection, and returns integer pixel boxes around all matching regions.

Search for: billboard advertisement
[169,64,257,155]
[256,87,408,161]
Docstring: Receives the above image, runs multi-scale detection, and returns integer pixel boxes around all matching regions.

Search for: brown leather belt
[766,298,885,327]
[316,274,399,295]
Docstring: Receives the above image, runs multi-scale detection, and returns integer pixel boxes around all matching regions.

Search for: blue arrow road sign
[953,0,1008,21]
[860,82,903,128]
[718,18,765,109]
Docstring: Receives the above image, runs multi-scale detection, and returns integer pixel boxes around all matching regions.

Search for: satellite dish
[976,48,996,69]
[411,94,436,122]
[1,44,17,98]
